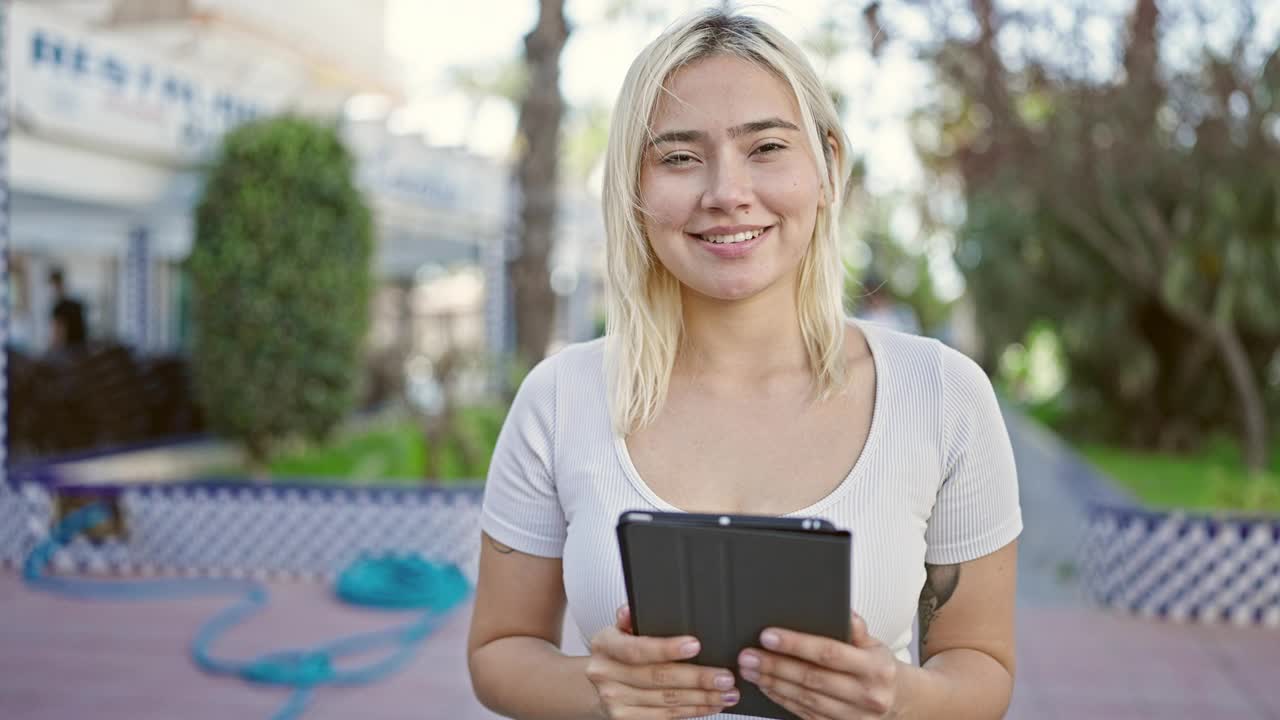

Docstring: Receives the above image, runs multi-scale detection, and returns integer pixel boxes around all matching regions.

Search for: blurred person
[469,9,1020,720]
[48,268,88,352]
[855,272,921,335]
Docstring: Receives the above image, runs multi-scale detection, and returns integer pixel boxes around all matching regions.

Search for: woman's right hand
[585,605,740,719]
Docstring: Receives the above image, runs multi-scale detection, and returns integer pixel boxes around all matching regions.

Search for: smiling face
[638,54,825,304]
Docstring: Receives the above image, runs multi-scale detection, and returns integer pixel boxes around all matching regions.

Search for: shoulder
[552,337,606,369]
[864,331,1011,471]
[857,320,988,391]
[937,342,997,410]
[511,338,605,406]
[523,338,604,383]
[856,320,946,382]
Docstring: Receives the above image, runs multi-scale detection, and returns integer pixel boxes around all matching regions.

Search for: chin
[690,278,772,303]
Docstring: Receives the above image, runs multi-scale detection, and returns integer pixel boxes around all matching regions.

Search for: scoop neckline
[611,319,886,518]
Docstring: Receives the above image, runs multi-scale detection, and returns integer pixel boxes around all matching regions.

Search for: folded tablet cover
[618,517,851,720]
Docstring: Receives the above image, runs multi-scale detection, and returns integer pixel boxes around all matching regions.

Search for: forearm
[470,636,602,720]
[891,648,1014,720]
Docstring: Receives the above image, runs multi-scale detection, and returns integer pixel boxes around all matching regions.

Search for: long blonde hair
[603,8,853,436]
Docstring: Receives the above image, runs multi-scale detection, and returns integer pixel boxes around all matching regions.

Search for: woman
[468,9,1020,720]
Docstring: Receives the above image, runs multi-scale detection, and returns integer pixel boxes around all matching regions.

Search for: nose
[700,154,752,213]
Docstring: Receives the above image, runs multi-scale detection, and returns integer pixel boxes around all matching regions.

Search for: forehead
[652,54,801,131]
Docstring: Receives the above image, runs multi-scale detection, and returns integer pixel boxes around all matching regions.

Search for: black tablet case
[617,512,851,720]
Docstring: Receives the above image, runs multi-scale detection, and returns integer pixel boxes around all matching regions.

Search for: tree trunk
[511,0,570,366]
[1168,301,1270,474]
[245,436,271,482]
[1211,322,1269,474]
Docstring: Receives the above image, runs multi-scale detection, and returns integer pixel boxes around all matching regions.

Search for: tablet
[616,510,852,720]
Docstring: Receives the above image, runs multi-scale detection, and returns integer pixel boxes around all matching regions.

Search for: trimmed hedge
[189,116,374,467]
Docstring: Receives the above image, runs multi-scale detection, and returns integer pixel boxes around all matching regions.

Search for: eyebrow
[651,117,801,145]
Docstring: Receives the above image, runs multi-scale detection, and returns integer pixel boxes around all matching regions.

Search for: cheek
[756,162,822,213]
[640,180,698,231]
[766,182,821,227]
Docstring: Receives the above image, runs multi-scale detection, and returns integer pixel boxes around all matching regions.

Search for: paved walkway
[5,573,1277,720]
[1008,606,1279,719]
[1003,410,1279,719]
[2,412,1278,719]
[0,573,502,720]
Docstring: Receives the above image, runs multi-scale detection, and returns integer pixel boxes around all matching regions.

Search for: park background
[2,1,1279,719]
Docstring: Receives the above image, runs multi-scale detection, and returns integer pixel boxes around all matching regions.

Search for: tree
[910,0,1280,471]
[511,0,571,365]
[189,116,374,473]
[447,59,527,150]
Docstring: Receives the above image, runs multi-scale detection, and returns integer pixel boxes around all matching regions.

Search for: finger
[849,611,876,649]
[616,605,634,634]
[681,707,726,719]
[757,628,868,676]
[621,661,737,693]
[751,670,849,720]
[629,685,741,711]
[667,707,728,719]
[652,706,727,719]
[738,650,859,705]
[591,626,701,666]
[759,686,826,720]
[598,699,726,720]
[745,653,895,718]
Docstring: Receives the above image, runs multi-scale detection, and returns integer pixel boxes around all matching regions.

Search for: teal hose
[23,502,471,720]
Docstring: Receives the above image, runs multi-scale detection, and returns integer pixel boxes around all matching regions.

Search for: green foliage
[189,115,374,467]
[843,198,956,334]
[563,101,611,181]
[446,59,527,105]
[919,3,1280,461]
[995,322,1067,404]
[270,424,426,482]
[1084,438,1280,513]
[267,406,508,484]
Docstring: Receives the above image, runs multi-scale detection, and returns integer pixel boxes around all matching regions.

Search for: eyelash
[659,143,788,166]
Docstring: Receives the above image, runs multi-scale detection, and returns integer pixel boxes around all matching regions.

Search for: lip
[691,224,771,236]
[688,225,772,259]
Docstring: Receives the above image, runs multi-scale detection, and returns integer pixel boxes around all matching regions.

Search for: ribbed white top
[481,321,1021,716]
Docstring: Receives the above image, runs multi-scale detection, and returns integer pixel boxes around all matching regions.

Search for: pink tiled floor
[3,572,1277,719]
[0,572,501,720]
[1007,607,1280,719]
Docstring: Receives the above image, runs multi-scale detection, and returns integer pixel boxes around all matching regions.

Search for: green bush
[918,2,1280,471]
[189,115,374,469]
[266,407,509,485]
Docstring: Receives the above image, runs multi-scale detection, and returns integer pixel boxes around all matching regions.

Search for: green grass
[1082,438,1280,513]
[261,406,507,486]
[269,424,428,485]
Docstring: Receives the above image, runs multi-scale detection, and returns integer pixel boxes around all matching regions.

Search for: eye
[661,152,698,167]
[753,142,787,156]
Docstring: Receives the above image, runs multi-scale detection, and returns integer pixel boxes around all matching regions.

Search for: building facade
[7,0,394,355]
[7,0,603,414]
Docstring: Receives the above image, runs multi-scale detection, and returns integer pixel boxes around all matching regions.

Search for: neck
[676,278,808,379]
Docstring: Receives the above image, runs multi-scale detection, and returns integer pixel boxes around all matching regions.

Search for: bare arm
[467,532,603,720]
[894,539,1018,719]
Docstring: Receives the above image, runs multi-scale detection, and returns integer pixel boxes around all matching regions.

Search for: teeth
[702,228,766,244]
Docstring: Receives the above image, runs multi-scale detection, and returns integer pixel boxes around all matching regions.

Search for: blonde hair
[603,8,853,435]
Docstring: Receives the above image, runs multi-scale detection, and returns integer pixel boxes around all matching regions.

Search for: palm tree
[510,0,570,365]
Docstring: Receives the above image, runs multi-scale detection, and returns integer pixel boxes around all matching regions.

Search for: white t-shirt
[481,321,1021,695]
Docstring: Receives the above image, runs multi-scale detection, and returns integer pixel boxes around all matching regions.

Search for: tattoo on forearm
[487,537,516,554]
[917,563,960,655]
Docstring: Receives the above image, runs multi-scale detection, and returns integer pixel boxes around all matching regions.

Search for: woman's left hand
[737,611,900,720]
